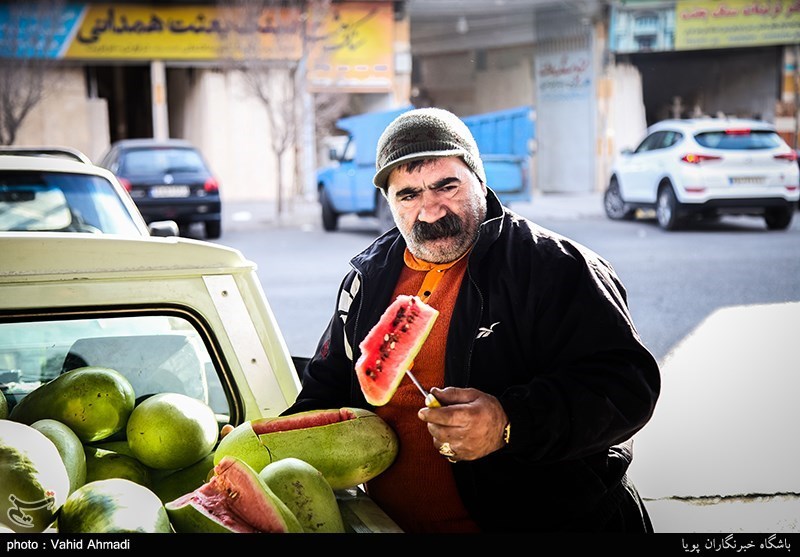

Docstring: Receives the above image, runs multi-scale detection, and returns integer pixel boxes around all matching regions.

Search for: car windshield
[120,148,206,175]
[0,313,229,421]
[0,171,143,235]
[694,130,784,150]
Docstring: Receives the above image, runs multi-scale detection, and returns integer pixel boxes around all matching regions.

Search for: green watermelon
[57,478,171,533]
[151,453,216,505]
[258,457,345,533]
[30,419,87,496]
[83,446,152,488]
[213,408,398,490]
[0,420,71,533]
[125,392,218,471]
[8,367,135,443]
[0,390,7,419]
[355,294,439,406]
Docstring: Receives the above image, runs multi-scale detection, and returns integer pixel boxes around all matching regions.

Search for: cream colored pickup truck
[0,232,399,533]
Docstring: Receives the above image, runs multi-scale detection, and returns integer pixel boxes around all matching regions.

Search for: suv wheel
[764,207,793,230]
[205,220,222,239]
[656,186,680,231]
[320,188,339,232]
[604,178,634,220]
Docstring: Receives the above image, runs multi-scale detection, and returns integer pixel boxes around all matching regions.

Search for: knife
[405,369,441,408]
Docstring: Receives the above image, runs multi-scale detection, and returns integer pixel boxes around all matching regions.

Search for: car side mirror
[148,220,179,237]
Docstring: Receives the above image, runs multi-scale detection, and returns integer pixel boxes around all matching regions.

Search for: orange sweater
[366,250,480,533]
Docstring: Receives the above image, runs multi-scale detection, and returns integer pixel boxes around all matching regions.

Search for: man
[285,107,661,533]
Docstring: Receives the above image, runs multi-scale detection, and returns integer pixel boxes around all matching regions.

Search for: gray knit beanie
[373,107,486,190]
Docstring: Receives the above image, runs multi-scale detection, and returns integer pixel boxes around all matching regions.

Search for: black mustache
[412,212,462,242]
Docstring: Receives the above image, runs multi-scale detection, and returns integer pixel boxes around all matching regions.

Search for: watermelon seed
[392,306,408,328]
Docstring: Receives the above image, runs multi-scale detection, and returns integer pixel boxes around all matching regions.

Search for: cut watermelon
[355,295,439,406]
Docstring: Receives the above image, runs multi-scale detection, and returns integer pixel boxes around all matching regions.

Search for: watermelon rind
[0,421,70,533]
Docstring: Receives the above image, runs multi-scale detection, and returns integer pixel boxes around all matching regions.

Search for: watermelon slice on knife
[355,295,439,406]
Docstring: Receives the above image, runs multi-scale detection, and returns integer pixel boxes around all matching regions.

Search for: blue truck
[316,105,536,232]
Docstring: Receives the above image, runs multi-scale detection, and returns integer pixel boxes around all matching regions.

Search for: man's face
[385,156,488,264]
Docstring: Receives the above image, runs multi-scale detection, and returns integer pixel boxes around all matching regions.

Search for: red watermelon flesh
[166,456,300,533]
[252,408,356,434]
[355,295,439,406]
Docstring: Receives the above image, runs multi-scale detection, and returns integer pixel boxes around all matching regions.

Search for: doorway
[90,65,153,142]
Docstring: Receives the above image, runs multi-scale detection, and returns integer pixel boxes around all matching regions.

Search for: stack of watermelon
[0,366,399,533]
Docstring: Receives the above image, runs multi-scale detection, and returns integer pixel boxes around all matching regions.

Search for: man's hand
[219,423,234,441]
[417,386,508,461]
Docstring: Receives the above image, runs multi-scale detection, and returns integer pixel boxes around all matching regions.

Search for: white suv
[604,118,799,230]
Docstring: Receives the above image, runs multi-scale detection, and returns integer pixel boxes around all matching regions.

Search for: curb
[222,191,606,231]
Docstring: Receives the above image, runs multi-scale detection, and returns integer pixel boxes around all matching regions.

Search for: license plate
[729,176,765,185]
[150,185,190,198]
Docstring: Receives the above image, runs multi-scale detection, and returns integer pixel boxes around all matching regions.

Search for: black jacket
[286,189,661,532]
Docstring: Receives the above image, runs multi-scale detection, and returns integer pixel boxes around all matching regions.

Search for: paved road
[215,192,800,535]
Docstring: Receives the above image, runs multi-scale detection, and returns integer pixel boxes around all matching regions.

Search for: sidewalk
[510,190,605,221]
[224,196,321,231]
[223,190,606,231]
[628,301,800,534]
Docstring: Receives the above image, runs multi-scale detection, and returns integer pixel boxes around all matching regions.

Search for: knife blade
[405,369,441,408]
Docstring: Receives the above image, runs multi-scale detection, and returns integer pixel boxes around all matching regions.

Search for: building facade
[408,0,799,194]
[3,0,799,201]
[3,0,408,202]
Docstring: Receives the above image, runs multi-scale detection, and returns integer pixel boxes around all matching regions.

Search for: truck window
[0,314,229,422]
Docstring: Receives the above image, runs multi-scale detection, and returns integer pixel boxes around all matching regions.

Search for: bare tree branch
[313,91,352,137]
[0,1,65,145]
[217,0,335,217]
